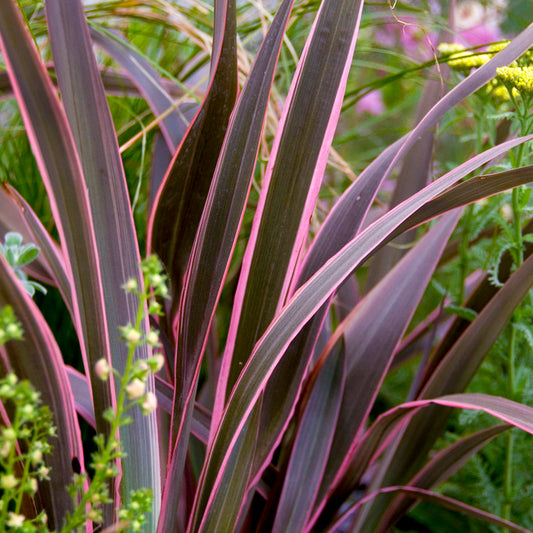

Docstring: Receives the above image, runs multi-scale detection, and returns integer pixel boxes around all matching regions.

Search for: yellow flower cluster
[437,43,490,71]
[496,66,533,96]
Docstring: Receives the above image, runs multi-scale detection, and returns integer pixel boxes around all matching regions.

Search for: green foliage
[0,233,46,298]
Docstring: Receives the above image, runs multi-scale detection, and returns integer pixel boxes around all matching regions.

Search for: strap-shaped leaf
[248,23,533,485]
[329,486,531,533]
[272,346,345,533]
[0,0,114,452]
[198,134,533,533]
[311,210,460,518]
[217,0,365,406]
[380,424,510,531]
[0,255,83,530]
[351,249,533,532]
[45,0,161,523]
[147,0,238,323]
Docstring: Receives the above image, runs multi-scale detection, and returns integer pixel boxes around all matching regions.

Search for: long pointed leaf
[0,0,114,457]
[0,254,83,530]
[147,0,238,324]
[330,486,532,533]
[198,134,533,533]
[217,0,365,406]
[379,424,510,531]
[157,1,295,530]
[311,210,461,520]
[272,346,345,533]
[45,0,161,524]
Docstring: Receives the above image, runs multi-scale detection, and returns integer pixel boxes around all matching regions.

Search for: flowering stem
[62,290,147,532]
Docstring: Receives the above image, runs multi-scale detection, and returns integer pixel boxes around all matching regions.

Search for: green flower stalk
[61,255,167,532]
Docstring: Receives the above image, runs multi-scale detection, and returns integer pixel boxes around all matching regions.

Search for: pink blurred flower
[455,0,505,46]
[356,91,385,115]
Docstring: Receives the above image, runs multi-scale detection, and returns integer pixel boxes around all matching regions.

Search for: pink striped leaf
[215,0,365,412]
[198,133,533,533]
[313,210,461,510]
[0,254,84,530]
[271,345,346,533]
[248,25,533,483]
[319,394,533,532]
[329,486,531,533]
[157,1,294,530]
[147,0,238,328]
[351,244,533,532]
[0,0,115,447]
[45,0,161,520]
[379,423,510,531]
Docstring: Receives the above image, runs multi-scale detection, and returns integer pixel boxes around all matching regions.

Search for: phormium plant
[2,0,533,531]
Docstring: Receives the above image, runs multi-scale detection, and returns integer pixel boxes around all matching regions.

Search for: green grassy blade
[0,255,84,530]
[45,0,161,524]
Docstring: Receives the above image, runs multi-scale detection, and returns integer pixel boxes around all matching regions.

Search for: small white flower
[0,441,12,458]
[95,358,111,381]
[30,448,43,465]
[7,512,25,528]
[150,354,165,373]
[500,203,513,221]
[125,328,142,344]
[123,278,138,293]
[126,379,146,400]
[145,329,160,347]
[1,474,18,489]
[141,392,157,415]
[3,427,16,441]
[37,465,50,479]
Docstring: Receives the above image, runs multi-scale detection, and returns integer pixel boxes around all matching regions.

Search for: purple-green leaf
[0,254,83,530]
[45,0,161,522]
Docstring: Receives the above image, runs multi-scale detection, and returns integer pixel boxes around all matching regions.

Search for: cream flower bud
[95,358,111,381]
[145,329,160,346]
[1,474,18,489]
[141,392,158,415]
[126,379,146,399]
[123,278,138,292]
[7,512,25,528]
[500,203,513,221]
[151,354,164,373]
[125,328,142,344]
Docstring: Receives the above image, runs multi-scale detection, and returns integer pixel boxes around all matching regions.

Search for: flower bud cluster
[0,373,53,532]
[497,66,533,97]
